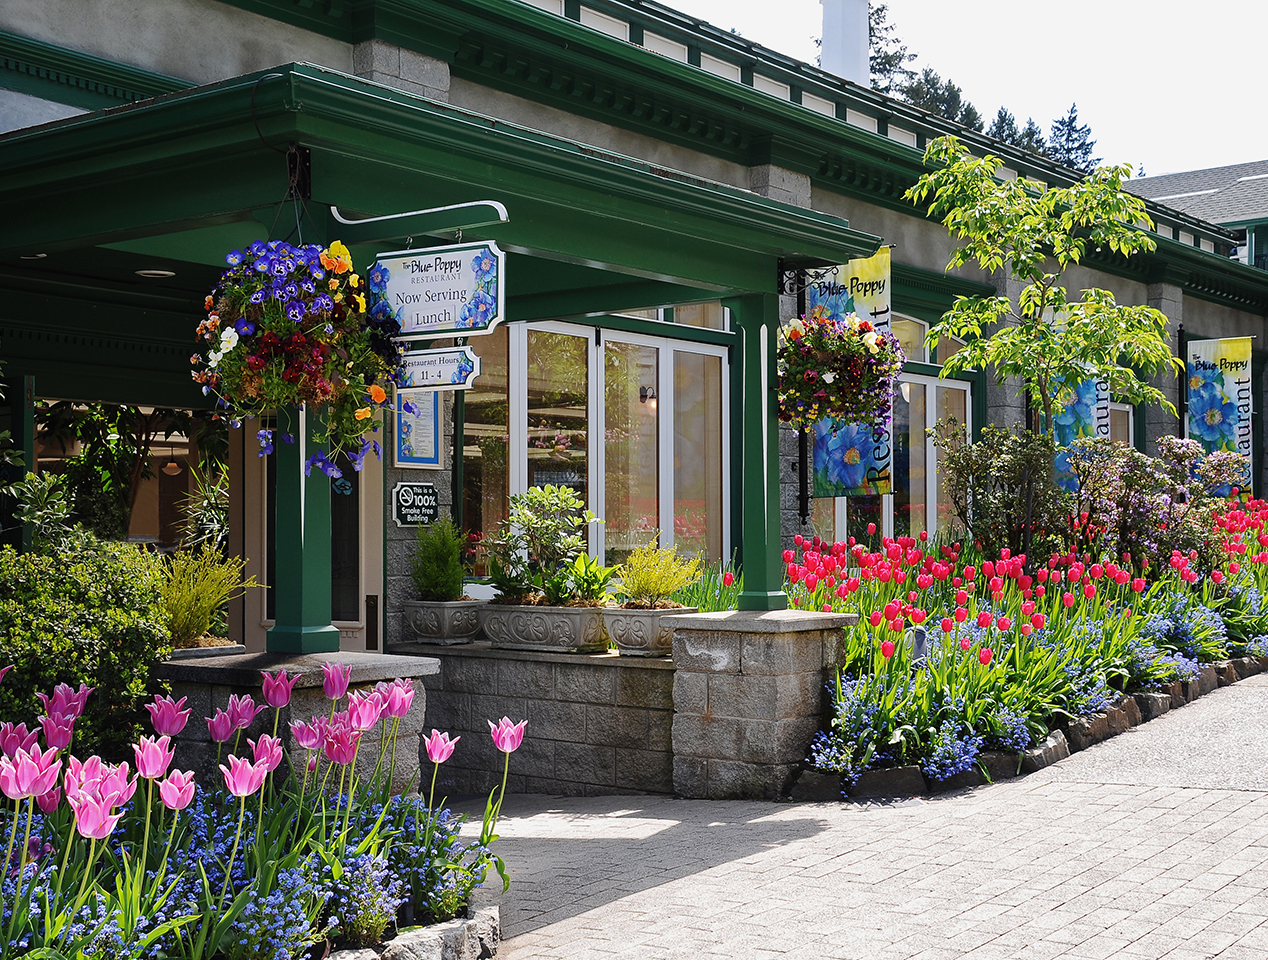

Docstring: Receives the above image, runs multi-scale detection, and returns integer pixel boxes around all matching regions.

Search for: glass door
[603,339,660,563]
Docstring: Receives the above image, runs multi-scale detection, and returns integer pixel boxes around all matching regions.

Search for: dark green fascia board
[892,262,997,325]
[508,278,723,326]
[0,29,188,110]
[0,65,880,278]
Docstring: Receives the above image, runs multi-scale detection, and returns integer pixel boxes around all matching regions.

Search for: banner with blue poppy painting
[1052,378,1110,492]
[1187,337,1253,494]
[810,247,895,497]
[369,240,504,339]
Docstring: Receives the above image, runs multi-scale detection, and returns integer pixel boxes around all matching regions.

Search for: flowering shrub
[0,666,523,959]
[191,241,404,475]
[776,311,904,430]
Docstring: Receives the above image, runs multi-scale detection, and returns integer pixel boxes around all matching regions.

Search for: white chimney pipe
[820,0,869,87]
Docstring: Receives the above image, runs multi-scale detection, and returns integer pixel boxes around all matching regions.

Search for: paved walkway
[472,673,1268,960]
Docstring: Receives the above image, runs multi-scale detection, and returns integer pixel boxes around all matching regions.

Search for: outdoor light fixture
[19,253,46,260]
[639,386,658,408]
[135,269,176,278]
[900,381,911,403]
[161,447,183,476]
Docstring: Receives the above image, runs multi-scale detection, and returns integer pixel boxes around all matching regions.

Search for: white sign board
[370,240,504,338]
[398,346,481,391]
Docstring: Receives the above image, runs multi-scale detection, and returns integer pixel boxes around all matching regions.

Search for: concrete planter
[168,644,246,660]
[482,603,608,653]
[403,599,486,644]
[605,606,697,657]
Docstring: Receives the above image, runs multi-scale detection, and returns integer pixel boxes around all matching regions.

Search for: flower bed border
[327,905,499,959]
[789,656,1267,801]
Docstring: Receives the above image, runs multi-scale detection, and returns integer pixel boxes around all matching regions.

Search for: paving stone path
[460,671,1268,959]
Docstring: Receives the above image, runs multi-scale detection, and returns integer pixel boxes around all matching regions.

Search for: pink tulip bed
[800,495,1268,794]
[0,661,524,959]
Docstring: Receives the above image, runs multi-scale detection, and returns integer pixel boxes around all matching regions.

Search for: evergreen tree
[1048,103,1100,174]
[1015,117,1047,156]
[901,68,983,131]
[869,3,916,95]
[987,108,1047,157]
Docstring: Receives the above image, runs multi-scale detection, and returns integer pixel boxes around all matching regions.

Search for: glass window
[462,327,509,576]
[1110,403,1133,445]
[526,329,588,498]
[893,379,928,539]
[605,340,659,562]
[671,302,725,329]
[891,316,928,364]
[674,351,723,560]
[936,334,966,365]
[935,385,970,538]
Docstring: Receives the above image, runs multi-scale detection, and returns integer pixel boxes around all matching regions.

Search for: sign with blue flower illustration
[395,389,440,469]
[369,241,504,339]
[809,246,895,498]
[1187,337,1253,494]
[1052,378,1109,492]
[398,346,480,391]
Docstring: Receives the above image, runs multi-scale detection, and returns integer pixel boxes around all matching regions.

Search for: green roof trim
[0,30,188,110]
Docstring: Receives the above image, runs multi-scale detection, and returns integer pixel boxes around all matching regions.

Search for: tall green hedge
[0,531,170,759]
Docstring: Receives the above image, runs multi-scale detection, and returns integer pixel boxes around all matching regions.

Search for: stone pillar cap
[155,651,439,687]
[666,609,856,634]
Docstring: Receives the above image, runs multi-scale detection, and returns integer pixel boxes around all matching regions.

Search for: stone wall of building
[394,642,675,797]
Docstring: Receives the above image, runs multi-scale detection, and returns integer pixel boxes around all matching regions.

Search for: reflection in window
[526,330,588,499]
[893,379,927,539]
[671,302,725,329]
[462,327,509,576]
[605,341,659,563]
[674,352,723,560]
[891,316,928,364]
[936,386,969,538]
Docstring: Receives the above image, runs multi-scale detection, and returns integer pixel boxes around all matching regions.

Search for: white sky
[668,0,1268,177]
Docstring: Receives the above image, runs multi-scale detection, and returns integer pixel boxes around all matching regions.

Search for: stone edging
[790,656,1268,802]
[327,905,499,959]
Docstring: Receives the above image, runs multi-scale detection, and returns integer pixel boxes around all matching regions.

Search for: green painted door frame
[725,293,787,611]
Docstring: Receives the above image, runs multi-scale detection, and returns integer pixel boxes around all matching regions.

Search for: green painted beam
[508,279,721,323]
[726,292,786,611]
[266,407,341,654]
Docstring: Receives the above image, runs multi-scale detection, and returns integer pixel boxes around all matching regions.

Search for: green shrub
[618,541,701,606]
[161,546,258,646]
[410,514,466,602]
[0,529,169,759]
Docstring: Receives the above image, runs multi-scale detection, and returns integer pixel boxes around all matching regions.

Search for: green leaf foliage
[906,136,1182,435]
[0,529,170,759]
[409,514,466,603]
[618,541,702,606]
[160,546,259,646]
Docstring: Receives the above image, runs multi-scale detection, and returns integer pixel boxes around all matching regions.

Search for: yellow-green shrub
[160,547,259,646]
[617,541,701,607]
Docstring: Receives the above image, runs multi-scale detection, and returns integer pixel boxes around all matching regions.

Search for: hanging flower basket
[191,240,404,476]
[776,310,905,430]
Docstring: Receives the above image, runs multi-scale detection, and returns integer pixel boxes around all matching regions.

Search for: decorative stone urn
[403,599,486,644]
[481,604,608,653]
[604,606,697,657]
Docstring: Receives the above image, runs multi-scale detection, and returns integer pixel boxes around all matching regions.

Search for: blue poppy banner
[809,246,894,497]
[1187,337,1253,492]
[1053,378,1109,492]
[371,240,504,339]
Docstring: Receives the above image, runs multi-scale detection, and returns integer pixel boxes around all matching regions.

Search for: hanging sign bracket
[330,200,509,246]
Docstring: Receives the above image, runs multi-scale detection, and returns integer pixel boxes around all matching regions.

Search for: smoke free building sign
[372,241,504,339]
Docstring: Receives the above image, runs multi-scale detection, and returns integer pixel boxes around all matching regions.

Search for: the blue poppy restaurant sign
[369,240,505,338]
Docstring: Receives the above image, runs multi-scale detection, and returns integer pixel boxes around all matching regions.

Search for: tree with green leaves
[868,3,916,95]
[901,68,983,131]
[987,107,1047,157]
[1048,103,1100,173]
[905,136,1181,437]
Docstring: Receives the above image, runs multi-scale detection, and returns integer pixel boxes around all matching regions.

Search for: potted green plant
[605,540,702,656]
[480,485,613,653]
[404,514,484,643]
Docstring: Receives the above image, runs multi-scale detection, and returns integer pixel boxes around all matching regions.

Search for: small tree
[1048,103,1100,174]
[905,136,1182,436]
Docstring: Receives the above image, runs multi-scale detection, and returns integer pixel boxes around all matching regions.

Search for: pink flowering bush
[0,666,524,958]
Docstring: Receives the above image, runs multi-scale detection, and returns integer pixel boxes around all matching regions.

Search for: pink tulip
[0,745,62,801]
[226,694,266,731]
[158,770,196,811]
[97,762,136,809]
[219,755,268,798]
[0,665,12,684]
[64,755,105,801]
[133,735,174,780]
[346,691,384,732]
[488,717,527,755]
[40,715,74,752]
[68,792,123,841]
[289,718,325,751]
[322,726,360,766]
[307,755,318,774]
[207,709,235,743]
[261,670,302,709]
[249,734,284,773]
[423,729,459,764]
[376,679,415,719]
[322,662,352,701]
[0,723,39,759]
[146,695,191,737]
[35,785,60,815]
[36,683,93,722]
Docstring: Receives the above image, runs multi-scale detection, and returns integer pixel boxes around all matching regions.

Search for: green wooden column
[266,406,341,653]
[725,294,787,611]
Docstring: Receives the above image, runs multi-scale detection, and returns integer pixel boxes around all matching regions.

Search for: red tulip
[1063,592,1075,608]
[880,640,895,659]
[1084,583,1096,599]
[954,607,968,623]
[979,648,993,666]
[941,618,953,633]
[959,636,971,651]
[996,617,1011,631]
[869,611,883,628]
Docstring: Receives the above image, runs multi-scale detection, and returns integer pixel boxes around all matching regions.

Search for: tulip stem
[140,779,153,873]
[160,809,179,882]
[17,796,34,879]
[218,796,247,911]
[2,798,19,877]
[483,750,511,845]
[72,837,97,916]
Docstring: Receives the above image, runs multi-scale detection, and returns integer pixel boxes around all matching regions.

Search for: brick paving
[462,672,1268,959]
